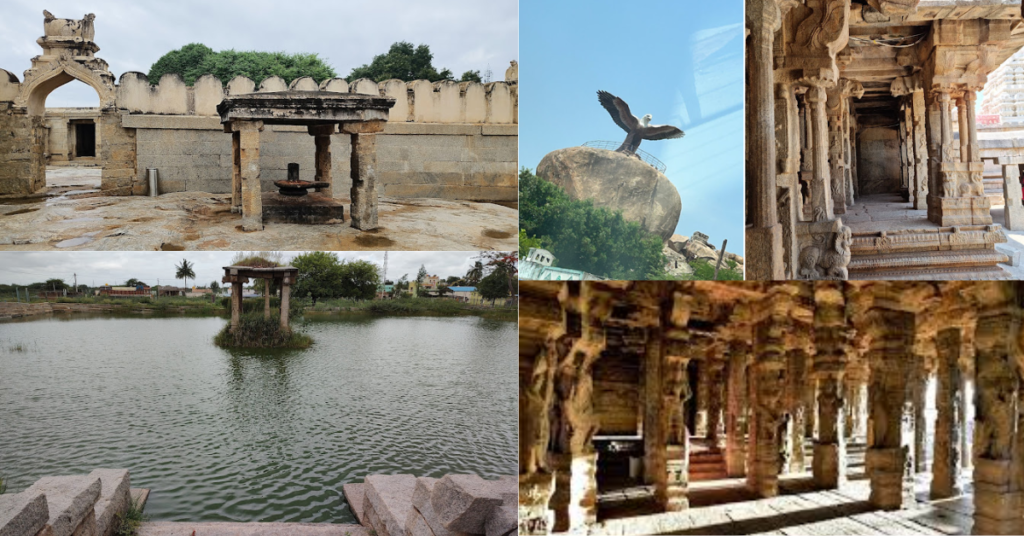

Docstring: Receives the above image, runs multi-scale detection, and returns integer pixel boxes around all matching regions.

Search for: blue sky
[520,0,744,251]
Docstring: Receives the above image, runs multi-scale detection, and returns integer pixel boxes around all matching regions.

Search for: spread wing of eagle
[597,90,685,155]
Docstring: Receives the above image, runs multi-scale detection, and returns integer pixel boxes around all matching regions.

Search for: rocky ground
[664,234,746,278]
[0,169,518,251]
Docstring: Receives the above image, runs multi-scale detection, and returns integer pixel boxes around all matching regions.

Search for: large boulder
[537,146,682,242]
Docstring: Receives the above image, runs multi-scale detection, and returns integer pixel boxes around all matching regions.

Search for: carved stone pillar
[826,85,846,214]
[777,79,802,279]
[971,306,1023,535]
[965,89,980,164]
[309,124,334,198]
[645,328,690,512]
[787,345,809,474]
[725,344,749,477]
[800,92,814,219]
[865,306,916,510]
[911,89,929,210]
[902,100,915,199]
[957,95,969,164]
[342,121,386,231]
[843,101,855,207]
[928,88,992,226]
[1002,163,1024,231]
[519,332,561,535]
[911,363,929,473]
[550,338,604,532]
[812,282,848,488]
[707,360,726,450]
[745,0,785,280]
[747,291,794,497]
[695,361,709,437]
[931,328,963,499]
[806,83,834,222]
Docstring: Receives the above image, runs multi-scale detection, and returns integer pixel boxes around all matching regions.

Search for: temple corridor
[518,281,1024,535]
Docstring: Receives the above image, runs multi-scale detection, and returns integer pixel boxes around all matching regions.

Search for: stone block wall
[858,126,902,195]
[43,108,102,163]
[98,111,137,195]
[0,104,45,194]
[0,469,131,536]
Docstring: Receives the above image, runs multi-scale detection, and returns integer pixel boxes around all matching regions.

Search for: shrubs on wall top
[147,43,337,86]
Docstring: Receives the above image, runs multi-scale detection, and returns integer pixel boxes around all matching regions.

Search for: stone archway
[17,59,115,117]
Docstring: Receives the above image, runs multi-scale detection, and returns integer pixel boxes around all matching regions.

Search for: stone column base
[812,442,846,489]
[660,445,689,512]
[549,452,597,532]
[865,447,914,510]
[518,472,556,535]
[927,195,993,227]
[972,459,1024,535]
[745,224,785,280]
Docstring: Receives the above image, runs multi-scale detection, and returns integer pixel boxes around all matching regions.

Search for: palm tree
[175,258,196,290]
[464,261,484,286]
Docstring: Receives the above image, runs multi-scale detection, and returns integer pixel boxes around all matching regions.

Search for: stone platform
[261,192,345,224]
[843,193,1014,279]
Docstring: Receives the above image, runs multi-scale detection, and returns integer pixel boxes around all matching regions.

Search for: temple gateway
[519,281,1024,535]
[746,0,1024,280]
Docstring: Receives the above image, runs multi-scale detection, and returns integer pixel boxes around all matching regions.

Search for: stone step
[89,468,131,536]
[363,474,417,536]
[24,475,101,536]
[138,521,372,536]
[849,249,1011,280]
[341,483,367,527]
[0,489,49,536]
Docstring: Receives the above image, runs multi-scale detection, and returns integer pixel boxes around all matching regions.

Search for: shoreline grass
[303,297,517,320]
[213,312,313,349]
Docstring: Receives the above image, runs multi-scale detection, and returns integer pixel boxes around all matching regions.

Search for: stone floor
[590,472,974,535]
[0,168,517,251]
[841,193,1024,279]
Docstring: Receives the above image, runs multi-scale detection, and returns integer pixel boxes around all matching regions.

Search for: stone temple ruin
[519,280,1024,535]
[0,11,517,246]
[747,0,1024,280]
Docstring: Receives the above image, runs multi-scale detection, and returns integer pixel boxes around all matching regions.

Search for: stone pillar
[707,360,726,450]
[957,95,970,164]
[965,90,980,164]
[971,307,1023,535]
[865,306,916,510]
[787,346,809,474]
[806,83,834,221]
[827,86,846,214]
[343,121,386,231]
[812,282,848,489]
[695,361,709,437]
[911,89,929,210]
[747,292,792,498]
[843,101,855,207]
[230,281,242,332]
[777,79,802,279]
[309,124,334,198]
[911,364,929,473]
[1003,163,1024,231]
[550,338,604,532]
[800,92,814,218]
[264,285,271,320]
[901,100,915,199]
[232,120,264,231]
[725,345,748,477]
[931,328,963,499]
[231,130,241,211]
[280,278,290,331]
[928,89,991,226]
[520,333,561,535]
[645,325,690,512]
[926,98,942,205]
[745,0,785,279]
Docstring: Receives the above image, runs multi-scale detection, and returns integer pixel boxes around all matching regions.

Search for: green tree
[148,43,337,86]
[338,260,381,301]
[125,278,147,288]
[688,259,744,281]
[346,41,454,82]
[519,229,548,258]
[391,274,410,298]
[175,258,196,289]
[477,272,509,305]
[291,251,344,305]
[460,70,482,83]
[231,252,283,296]
[519,167,667,279]
[43,278,67,292]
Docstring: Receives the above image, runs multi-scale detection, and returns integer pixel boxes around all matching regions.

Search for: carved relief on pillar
[520,331,564,536]
[802,80,835,222]
[930,327,963,499]
[796,217,852,280]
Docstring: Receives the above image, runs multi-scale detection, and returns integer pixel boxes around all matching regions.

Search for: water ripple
[0,314,517,523]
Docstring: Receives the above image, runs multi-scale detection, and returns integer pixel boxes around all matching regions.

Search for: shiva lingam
[274,163,329,196]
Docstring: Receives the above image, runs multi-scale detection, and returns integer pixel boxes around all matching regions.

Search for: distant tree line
[147,41,483,87]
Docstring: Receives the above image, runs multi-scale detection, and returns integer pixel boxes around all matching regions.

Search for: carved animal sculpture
[597,90,684,155]
[818,226,852,279]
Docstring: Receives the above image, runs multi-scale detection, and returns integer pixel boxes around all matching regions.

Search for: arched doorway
[40,79,102,190]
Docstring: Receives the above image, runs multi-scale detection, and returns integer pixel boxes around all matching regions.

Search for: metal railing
[581,141,667,174]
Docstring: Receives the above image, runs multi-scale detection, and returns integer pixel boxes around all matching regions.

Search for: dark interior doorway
[75,122,96,157]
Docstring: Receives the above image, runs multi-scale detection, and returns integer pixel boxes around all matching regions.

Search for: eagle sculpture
[597,90,685,156]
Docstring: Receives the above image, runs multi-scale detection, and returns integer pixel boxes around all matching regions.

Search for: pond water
[0,313,517,523]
